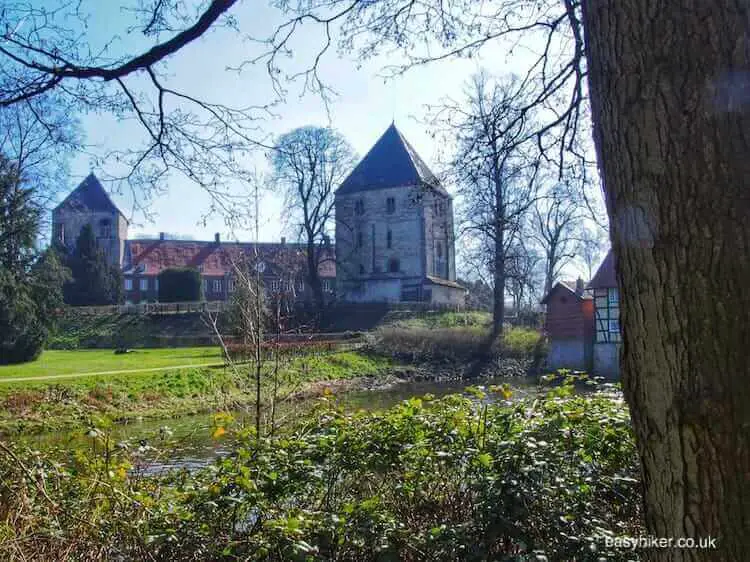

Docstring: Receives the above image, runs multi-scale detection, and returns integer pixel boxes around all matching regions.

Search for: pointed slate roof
[587,250,617,289]
[54,173,125,217]
[336,124,447,196]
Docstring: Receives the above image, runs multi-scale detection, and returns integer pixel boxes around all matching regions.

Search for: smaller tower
[52,173,129,267]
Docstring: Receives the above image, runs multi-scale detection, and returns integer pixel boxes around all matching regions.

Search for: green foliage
[62,224,123,305]
[502,326,542,355]
[158,267,202,302]
[0,160,68,364]
[372,325,543,368]
[0,386,642,560]
[391,310,492,330]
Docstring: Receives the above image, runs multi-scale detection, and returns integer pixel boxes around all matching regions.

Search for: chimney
[575,277,585,296]
[214,233,220,244]
[280,236,286,245]
[159,232,165,241]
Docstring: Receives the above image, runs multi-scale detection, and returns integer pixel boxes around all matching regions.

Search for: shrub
[0,382,643,560]
[158,268,202,302]
[503,326,543,357]
[0,269,47,364]
[372,326,486,365]
[371,325,544,370]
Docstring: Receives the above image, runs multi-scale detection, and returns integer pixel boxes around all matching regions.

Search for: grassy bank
[0,350,393,435]
[0,347,224,379]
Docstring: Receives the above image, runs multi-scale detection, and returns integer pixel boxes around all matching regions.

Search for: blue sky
[55,1,603,281]
[62,2,537,242]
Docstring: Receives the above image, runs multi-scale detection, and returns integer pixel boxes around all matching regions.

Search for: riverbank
[0,327,545,436]
[0,350,396,436]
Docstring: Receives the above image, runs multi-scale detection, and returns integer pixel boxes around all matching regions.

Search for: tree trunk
[306,239,325,318]
[582,1,750,559]
[492,210,505,339]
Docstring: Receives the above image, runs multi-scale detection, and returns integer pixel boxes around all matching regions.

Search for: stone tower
[334,124,464,304]
[52,174,128,267]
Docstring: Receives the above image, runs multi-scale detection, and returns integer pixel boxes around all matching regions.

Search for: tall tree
[438,72,540,337]
[581,3,750,559]
[62,224,123,306]
[530,182,585,296]
[271,126,356,313]
[0,156,67,364]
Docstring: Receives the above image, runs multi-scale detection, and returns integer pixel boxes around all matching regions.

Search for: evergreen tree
[0,156,68,364]
[63,224,123,306]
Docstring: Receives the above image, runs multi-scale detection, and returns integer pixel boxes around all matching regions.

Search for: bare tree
[530,181,586,296]
[0,95,81,220]
[434,72,540,338]
[577,225,606,280]
[0,1,271,219]
[505,233,544,313]
[270,126,356,314]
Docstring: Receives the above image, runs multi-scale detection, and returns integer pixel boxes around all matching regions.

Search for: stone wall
[546,339,590,372]
[593,342,621,378]
[336,185,425,298]
[335,184,457,302]
[52,208,128,267]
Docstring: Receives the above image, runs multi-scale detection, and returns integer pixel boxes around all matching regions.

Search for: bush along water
[0,375,643,561]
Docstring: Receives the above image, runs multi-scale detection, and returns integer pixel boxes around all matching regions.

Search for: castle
[52,124,464,305]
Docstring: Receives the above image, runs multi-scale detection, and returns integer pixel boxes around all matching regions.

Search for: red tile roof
[587,250,617,289]
[124,239,335,278]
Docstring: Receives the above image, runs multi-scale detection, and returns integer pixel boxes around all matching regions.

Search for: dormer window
[355,199,365,215]
[386,197,395,214]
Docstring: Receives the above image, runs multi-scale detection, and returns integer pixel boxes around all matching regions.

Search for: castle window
[124,278,133,291]
[53,223,64,244]
[386,197,395,214]
[387,229,392,249]
[388,258,400,273]
[139,278,148,291]
[357,231,363,248]
[99,218,112,238]
[359,264,365,274]
[355,199,365,215]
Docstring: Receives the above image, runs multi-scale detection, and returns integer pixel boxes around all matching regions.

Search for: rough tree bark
[582,1,750,559]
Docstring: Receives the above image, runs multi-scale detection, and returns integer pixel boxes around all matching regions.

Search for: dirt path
[0,361,228,384]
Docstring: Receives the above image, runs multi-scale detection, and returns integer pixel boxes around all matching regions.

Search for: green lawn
[0,347,223,379]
